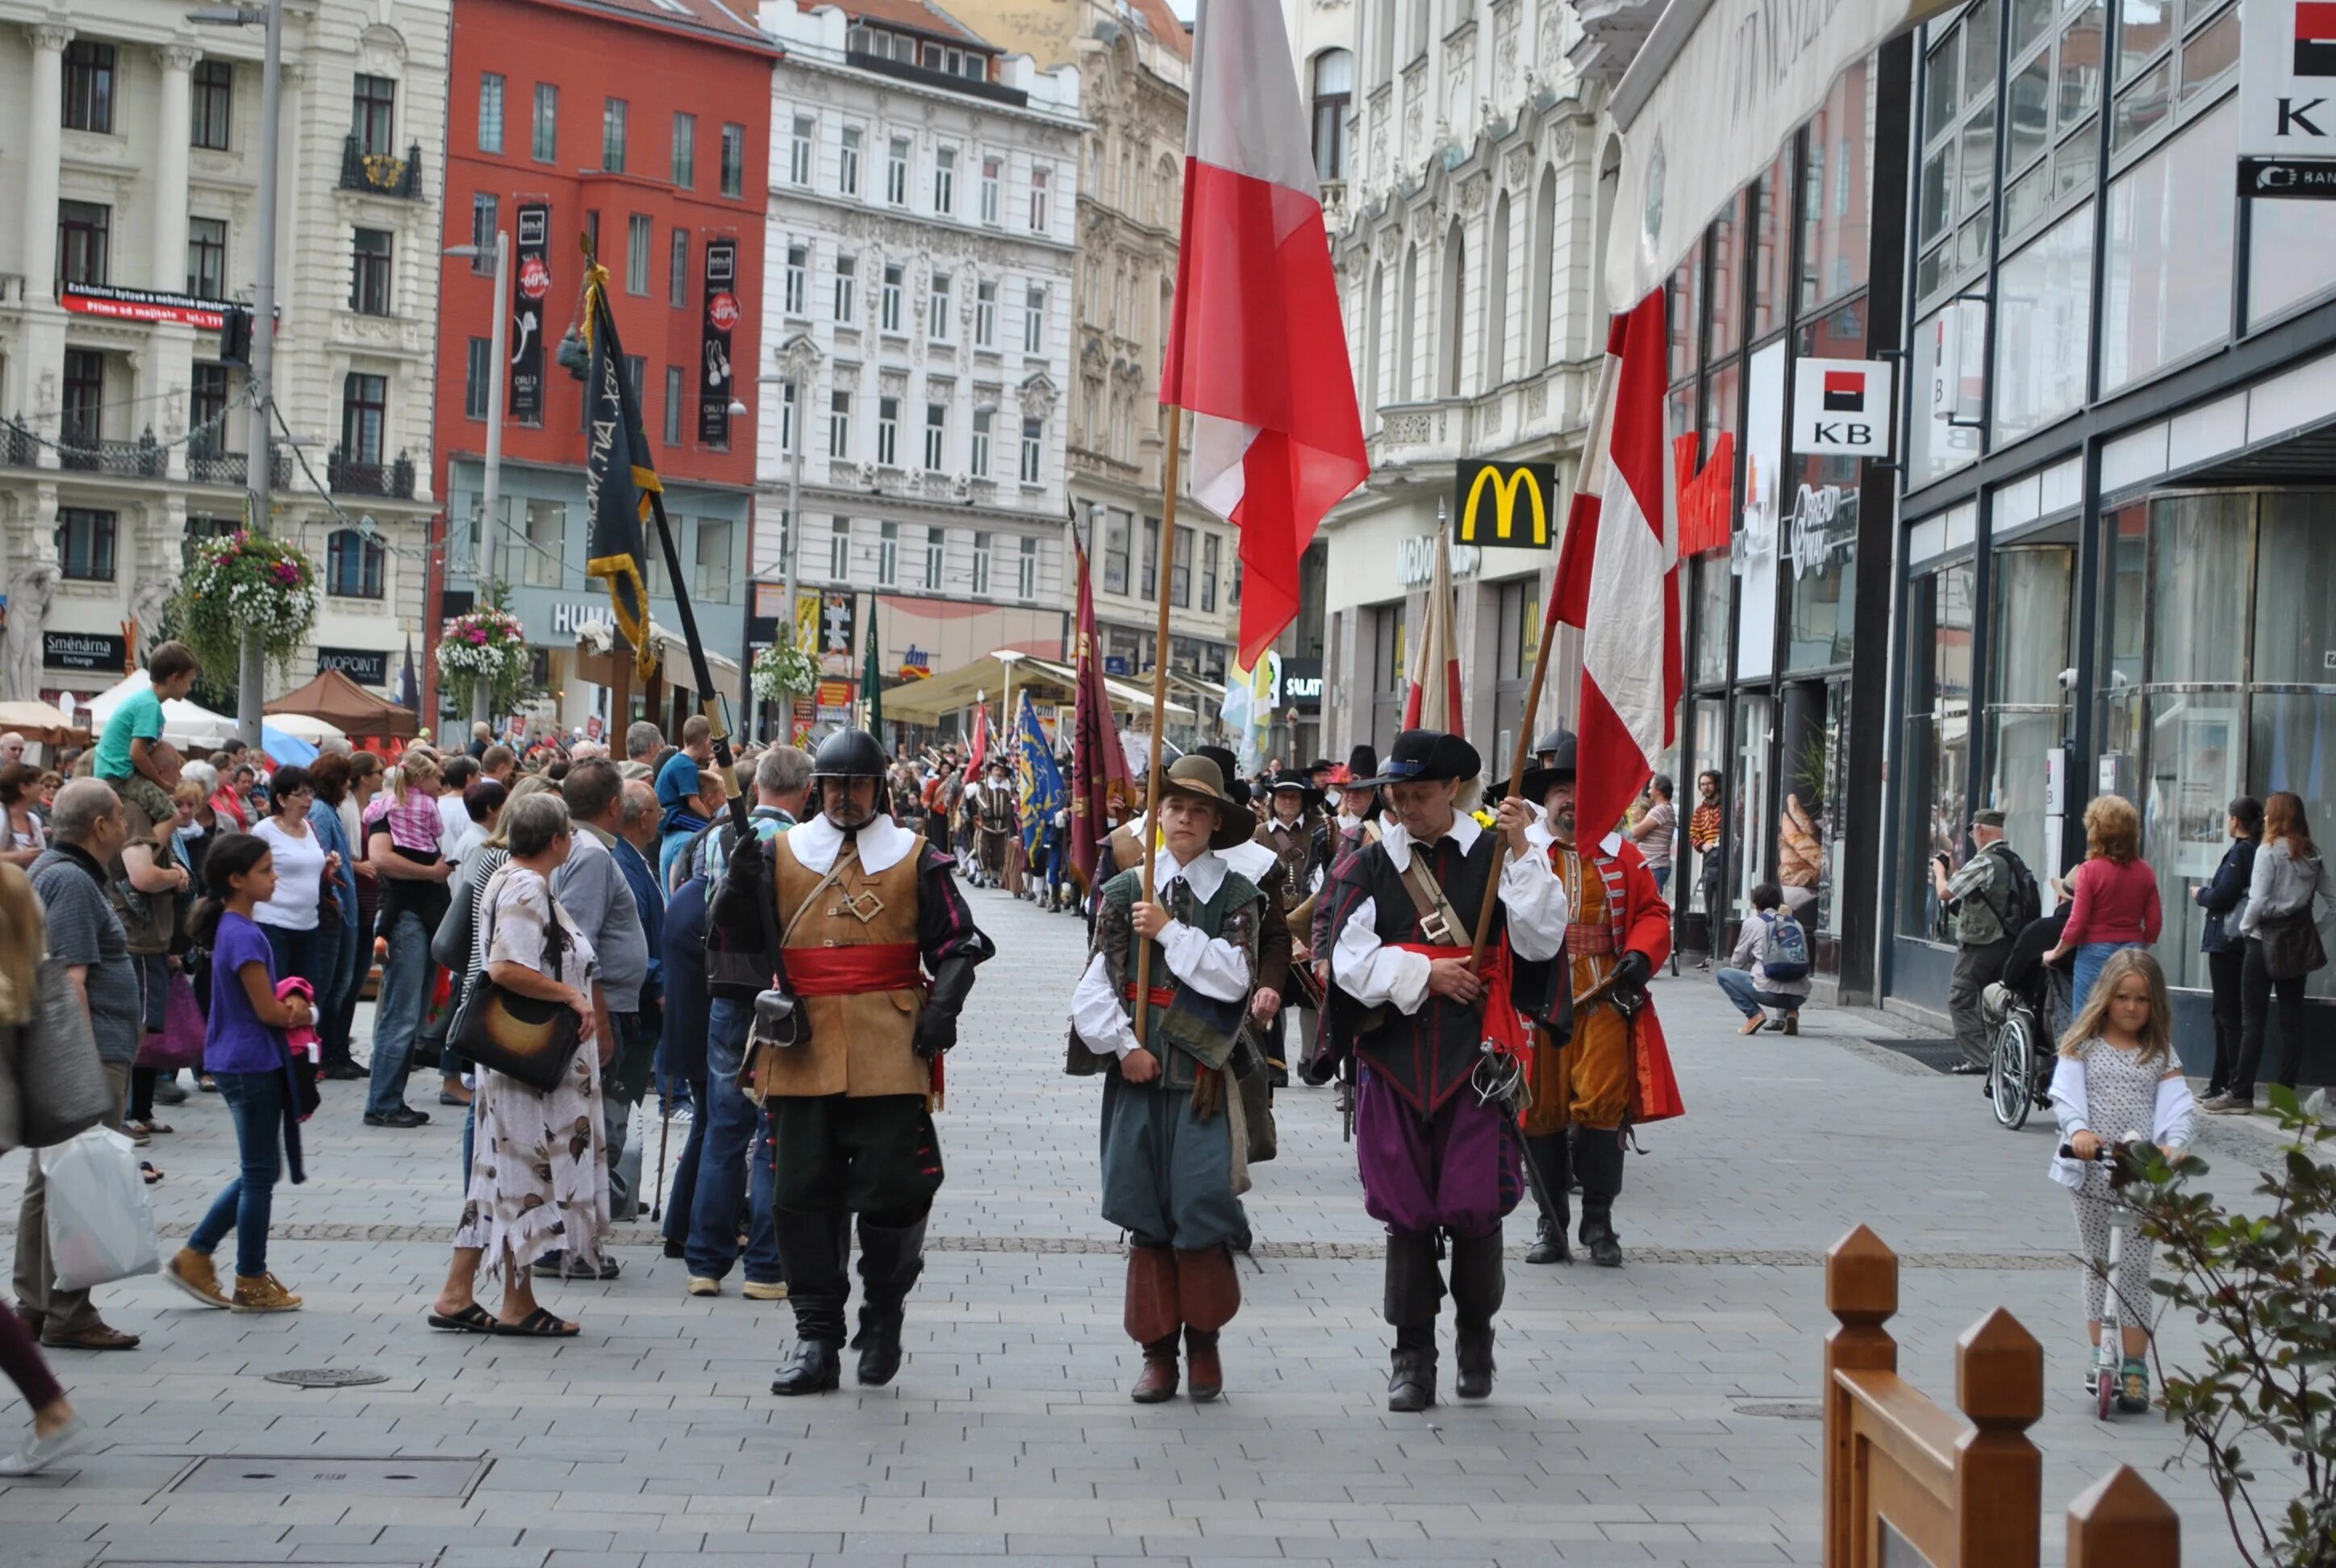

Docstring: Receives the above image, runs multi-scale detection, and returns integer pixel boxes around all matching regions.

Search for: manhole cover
[1867,1036,1963,1074]
[1733,1399,1823,1420]
[264,1367,389,1389]
[167,1454,490,1498]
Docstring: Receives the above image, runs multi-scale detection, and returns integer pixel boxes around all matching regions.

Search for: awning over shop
[265,667,419,739]
[0,700,91,748]
[880,652,1194,727]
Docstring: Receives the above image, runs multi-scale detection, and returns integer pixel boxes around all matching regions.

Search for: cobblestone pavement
[0,878,2296,1566]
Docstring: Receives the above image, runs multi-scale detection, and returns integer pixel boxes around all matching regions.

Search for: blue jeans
[685,997,782,1282]
[1651,864,1672,895]
[190,1070,286,1279]
[1716,965,1801,1021]
[661,1074,709,1253]
[319,911,365,1065]
[2072,940,2140,1015]
[365,910,431,1116]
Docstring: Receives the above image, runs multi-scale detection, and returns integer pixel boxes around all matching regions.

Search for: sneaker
[152,1078,190,1105]
[741,1279,789,1302]
[1781,1012,1800,1036]
[2205,1094,2254,1115]
[0,1416,94,1476]
[2117,1357,2150,1412]
[687,1276,722,1297]
[319,1060,368,1082]
[163,1247,232,1310]
[231,1274,302,1313]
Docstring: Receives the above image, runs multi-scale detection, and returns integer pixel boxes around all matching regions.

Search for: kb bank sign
[2240,2,2336,196]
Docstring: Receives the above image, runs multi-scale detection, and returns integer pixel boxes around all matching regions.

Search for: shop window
[1916,6,1996,312]
[2100,99,2234,394]
[1800,57,1873,314]
[1984,546,2073,890]
[1491,577,1540,763]
[1371,601,1408,753]
[1992,203,2093,445]
[1693,557,1731,687]
[1898,561,1975,943]
[1668,240,1702,384]
[1705,193,1743,361]
[1750,150,1792,341]
[524,498,565,587]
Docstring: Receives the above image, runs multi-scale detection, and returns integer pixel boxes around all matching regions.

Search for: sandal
[425,1303,498,1334]
[494,1307,579,1338]
[140,1161,164,1186]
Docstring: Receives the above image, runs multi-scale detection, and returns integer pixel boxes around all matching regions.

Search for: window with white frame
[924,528,944,588]
[923,402,946,470]
[970,407,991,475]
[790,115,814,185]
[928,271,951,340]
[479,73,505,154]
[934,147,956,213]
[834,253,857,322]
[880,264,903,332]
[970,532,991,595]
[1028,165,1050,230]
[779,378,798,452]
[878,520,899,586]
[671,111,695,186]
[877,395,899,465]
[974,279,997,348]
[828,390,851,457]
[828,516,849,580]
[784,243,807,315]
[665,365,684,445]
[627,213,653,294]
[1201,532,1220,611]
[1016,535,1037,599]
[980,156,1001,223]
[839,126,861,194]
[1020,418,1042,483]
[669,228,688,307]
[887,136,910,205]
[1023,285,1045,353]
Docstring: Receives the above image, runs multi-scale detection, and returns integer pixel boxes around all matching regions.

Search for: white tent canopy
[262,712,348,746]
[85,671,240,749]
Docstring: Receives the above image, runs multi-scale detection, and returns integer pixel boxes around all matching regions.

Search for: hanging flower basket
[752,639,820,703]
[437,605,533,709]
[173,530,318,677]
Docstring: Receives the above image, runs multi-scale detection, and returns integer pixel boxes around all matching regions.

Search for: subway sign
[1452,460,1556,549]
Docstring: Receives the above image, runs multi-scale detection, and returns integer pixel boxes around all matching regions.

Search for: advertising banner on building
[2241,0,2336,194]
[58,282,235,331]
[1451,460,1557,549]
[699,237,738,445]
[1791,358,1895,457]
[511,201,551,422]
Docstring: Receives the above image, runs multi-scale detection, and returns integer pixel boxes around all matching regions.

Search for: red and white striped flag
[1161,0,1368,669]
[966,699,991,775]
[1403,528,1463,736]
[1554,293,1681,841]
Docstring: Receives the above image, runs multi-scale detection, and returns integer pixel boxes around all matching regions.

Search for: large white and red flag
[1554,294,1681,842]
[1402,528,1462,736]
[1162,0,1368,669]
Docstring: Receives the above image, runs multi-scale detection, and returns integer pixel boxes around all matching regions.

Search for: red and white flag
[966,699,991,775]
[1162,0,1368,669]
[1403,529,1463,736]
[1554,293,1681,841]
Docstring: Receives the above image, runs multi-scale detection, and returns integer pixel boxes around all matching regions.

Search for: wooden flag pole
[1131,404,1186,1049]
[1469,587,1566,972]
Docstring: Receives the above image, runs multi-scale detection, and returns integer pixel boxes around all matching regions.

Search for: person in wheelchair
[1986,889,2074,1070]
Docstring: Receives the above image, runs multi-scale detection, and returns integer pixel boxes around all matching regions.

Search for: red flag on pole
[1068,539,1133,892]
[966,700,991,775]
[1161,0,1368,670]
[1554,293,1680,843]
[1402,528,1464,736]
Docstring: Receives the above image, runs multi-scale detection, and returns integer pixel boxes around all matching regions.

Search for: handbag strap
[477,865,567,977]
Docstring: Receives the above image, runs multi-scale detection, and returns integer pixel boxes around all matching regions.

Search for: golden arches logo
[1454,461,1554,548]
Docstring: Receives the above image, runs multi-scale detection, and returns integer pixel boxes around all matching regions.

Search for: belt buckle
[1419,911,1453,945]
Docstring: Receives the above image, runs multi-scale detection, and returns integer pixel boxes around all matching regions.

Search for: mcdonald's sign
[1452,460,1557,549]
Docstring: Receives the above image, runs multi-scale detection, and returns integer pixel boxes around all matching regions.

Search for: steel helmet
[809,728,887,781]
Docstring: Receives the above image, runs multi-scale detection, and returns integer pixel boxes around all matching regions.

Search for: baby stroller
[1981,961,2069,1130]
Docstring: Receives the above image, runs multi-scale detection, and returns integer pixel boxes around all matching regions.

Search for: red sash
[1390,941,1529,1062]
[1122,984,1178,1008]
[786,942,924,997]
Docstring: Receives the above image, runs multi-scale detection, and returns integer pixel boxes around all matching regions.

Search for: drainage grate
[264,1367,388,1389]
[1867,1036,1964,1074]
[166,1454,490,1498]
[1733,1399,1824,1420]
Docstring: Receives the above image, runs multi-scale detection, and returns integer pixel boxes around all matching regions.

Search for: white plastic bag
[43,1125,161,1291]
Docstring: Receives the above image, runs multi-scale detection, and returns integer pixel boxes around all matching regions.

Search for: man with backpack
[1930,808,2039,1074]
[1717,882,1812,1034]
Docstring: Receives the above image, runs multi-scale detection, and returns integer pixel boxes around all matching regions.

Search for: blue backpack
[1758,911,1811,982]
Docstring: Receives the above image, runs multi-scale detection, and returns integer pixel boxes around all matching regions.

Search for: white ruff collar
[787,812,919,876]
[1152,846,1226,903]
[1381,812,1482,874]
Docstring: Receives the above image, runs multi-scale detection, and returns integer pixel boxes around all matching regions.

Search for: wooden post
[1824,1225,1898,1568]
[1129,407,1185,1048]
[1953,1307,2044,1567]
[2067,1466,2180,1568]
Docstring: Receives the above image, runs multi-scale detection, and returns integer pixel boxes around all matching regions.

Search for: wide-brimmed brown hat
[1157,754,1256,851]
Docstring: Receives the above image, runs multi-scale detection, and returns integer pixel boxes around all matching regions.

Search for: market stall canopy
[265,668,419,739]
[86,672,240,749]
[570,618,740,683]
[880,652,1194,728]
[0,699,90,748]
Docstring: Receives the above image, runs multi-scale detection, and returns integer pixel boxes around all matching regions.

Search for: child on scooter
[2046,947,2195,1407]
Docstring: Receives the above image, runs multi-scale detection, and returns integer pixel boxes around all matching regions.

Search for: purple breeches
[1354,1065,1523,1237]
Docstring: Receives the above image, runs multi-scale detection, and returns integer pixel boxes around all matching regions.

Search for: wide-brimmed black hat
[1156,755,1258,851]
[1345,744,1378,782]
[1191,746,1253,811]
[1266,767,1324,811]
[1357,729,1482,789]
[1516,728,1579,804]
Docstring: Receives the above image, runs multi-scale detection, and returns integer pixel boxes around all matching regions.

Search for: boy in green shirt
[98,641,198,825]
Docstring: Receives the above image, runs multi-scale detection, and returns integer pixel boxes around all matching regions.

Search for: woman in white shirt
[250,764,340,998]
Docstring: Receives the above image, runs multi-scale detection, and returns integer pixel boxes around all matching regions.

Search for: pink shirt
[2060,856,2163,949]
[363,790,444,857]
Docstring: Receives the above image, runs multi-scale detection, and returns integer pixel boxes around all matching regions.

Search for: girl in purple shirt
[161,834,314,1316]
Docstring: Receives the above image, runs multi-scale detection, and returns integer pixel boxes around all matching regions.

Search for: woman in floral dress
[424,791,611,1337]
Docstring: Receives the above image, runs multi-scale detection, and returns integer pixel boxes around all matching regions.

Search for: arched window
[1529,165,1558,373]
[1310,48,1352,182]
[1484,192,1511,386]
[1439,220,1465,397]
[326,527,385,599]
[1397,242,1419,401]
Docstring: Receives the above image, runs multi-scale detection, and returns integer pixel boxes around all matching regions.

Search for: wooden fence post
[1825,1225,1898,1568]
[2067,1466,2180,1568]
[1953,1307,2044,1566]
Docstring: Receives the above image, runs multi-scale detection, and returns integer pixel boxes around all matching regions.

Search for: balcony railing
[58,432,166,477]
[327,445,415,498]
[340,136,424,199]
[1,419,35,468]
[185,448,293,489]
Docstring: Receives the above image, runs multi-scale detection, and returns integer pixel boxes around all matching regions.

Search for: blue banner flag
[1016,689,1064,853]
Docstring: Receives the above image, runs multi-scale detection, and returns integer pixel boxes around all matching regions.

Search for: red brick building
[427,0,778,729]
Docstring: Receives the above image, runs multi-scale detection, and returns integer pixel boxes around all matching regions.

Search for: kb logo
[1452,460,1557,549]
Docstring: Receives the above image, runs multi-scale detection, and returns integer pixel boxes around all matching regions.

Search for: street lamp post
[445,231,509,727]
[757,338,818,740]
[191,1,281,747]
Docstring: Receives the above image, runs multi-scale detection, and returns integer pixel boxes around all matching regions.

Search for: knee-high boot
[1383,1228,1445,1413]
[1521,1132,1571,1264]
[770,1207,848,1395]
[851,1213,928,1387]
[1447,1228,1504,1399]
[1575,1127,1626,1269]
[1124,1244,1181,1403]
[1176,1244,1241,1403]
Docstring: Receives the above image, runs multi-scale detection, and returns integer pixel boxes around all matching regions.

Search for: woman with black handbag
[425,792,609,1338]
[2217,791,2334,1114]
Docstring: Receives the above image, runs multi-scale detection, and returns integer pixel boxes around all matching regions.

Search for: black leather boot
[1447,1228,1503,1400]
[851,1213,928,1387]
[1383,1229,1444,1413]
[770,1207,848,1395]
[1521,1132,1571,1265]
[1574,1128,1625,1269]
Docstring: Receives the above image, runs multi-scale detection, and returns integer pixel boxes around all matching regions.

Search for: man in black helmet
[745,728,992,1395]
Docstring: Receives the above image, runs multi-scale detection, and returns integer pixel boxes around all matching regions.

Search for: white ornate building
[752,0,1083,720]
[1304,0,1611,768]
[0,0,447,709]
